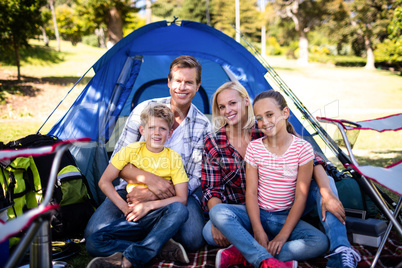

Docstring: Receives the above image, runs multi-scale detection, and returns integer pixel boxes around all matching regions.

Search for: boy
[86,103,190,268]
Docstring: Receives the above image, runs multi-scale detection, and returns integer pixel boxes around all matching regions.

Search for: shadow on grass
[354,150,402,167]
[0,76,92,101]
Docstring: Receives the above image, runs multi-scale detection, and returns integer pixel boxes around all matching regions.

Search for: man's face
[168,67,200,109]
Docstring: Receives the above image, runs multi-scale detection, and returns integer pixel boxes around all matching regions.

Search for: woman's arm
[313,164,345,224]
[98,164,131,216]
[268,160,313,256]
[125,182,188,222]
[246,163,269,250]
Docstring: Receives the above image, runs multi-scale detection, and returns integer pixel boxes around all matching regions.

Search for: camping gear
[0,138,89,268]
[0,134,95,239]
[317,114,402,268]
[41,20,322,206]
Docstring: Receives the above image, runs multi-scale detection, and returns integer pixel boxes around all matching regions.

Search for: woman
[201,82,360,268]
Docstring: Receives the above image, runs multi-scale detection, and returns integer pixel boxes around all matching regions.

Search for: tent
[44,20,322,205]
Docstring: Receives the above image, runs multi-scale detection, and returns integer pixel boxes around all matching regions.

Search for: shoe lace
[326,246,361,268]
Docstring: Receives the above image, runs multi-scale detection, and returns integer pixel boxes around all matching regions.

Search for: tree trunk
[298,30,309,65]
[49,0,60,52]
[364,35,375,70]
[107,7,123,48]
[13,38,21,82]
[206,0,210,26]
[95,28,106,48]
[145,0,152,24]
[40,26,49,46]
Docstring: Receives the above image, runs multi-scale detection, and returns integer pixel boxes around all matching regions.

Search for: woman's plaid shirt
[201,125,263,212]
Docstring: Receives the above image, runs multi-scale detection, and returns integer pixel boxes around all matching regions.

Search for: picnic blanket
[148,231,402,268]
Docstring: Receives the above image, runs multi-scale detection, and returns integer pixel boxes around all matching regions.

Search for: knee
[209,204,232,227]
[168,202,189,222]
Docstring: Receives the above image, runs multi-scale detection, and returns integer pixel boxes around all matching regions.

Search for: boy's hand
[127,186,157,204]
[126,202,152,222]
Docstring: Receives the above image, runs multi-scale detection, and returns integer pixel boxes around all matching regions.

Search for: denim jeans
[209,204,329,267]
[85,188,206,252]
[86,202,188,267]
[304,177,351,253]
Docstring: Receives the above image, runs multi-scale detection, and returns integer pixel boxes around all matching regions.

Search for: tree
[274,0,335,65]
[0,0,47,81]
[349,0,397,69]
[76,0,138,46]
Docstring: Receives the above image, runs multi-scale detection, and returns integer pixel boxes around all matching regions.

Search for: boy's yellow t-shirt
[110,141,188,193]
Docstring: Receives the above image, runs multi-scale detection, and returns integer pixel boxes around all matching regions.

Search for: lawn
[1,40,401,267]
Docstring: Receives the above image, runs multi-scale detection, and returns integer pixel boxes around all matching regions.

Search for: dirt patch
[0,69,75,121]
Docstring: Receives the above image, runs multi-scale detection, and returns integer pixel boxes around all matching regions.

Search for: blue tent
[46,20,317,204]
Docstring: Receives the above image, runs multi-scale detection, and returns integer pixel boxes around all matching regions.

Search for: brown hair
[168,55,202,85]
[211,81,255,130]
[140,103,174,130]
[253,90,297,135]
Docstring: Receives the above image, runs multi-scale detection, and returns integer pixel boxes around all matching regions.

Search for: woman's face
[216,89,249,127]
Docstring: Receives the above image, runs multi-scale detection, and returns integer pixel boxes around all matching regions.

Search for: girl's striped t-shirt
[245,135,314,212]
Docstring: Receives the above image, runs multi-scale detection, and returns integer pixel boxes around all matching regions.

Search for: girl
[244,90,328,267]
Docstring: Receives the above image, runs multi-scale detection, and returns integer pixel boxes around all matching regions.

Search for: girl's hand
[321,192,345,224]
[126,202,152,222]
[211,225,230,247]
[267,233,288,257]
[254,230,269,250]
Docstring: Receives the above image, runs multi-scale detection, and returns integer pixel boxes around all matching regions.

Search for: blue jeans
[85,188,206,251]
[304,177,351,253]
[209,204,329,267]
[86,202,188,267]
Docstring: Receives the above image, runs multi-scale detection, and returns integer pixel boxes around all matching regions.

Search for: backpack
[0,134,95,240]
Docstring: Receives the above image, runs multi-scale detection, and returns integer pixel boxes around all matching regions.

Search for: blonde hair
[253,90,297,135]
[211,82,255,130]
[140,103,174,130]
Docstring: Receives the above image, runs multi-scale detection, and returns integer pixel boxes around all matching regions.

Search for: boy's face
[139,116,172,153]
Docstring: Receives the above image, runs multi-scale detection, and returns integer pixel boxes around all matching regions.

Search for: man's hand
[211,225,230,247]
[120,164,175,200]
[321,192,346,224]
[126,186,158,205]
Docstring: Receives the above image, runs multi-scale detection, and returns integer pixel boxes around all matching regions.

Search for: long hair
[211,82,255,131]
[253,90,297,135]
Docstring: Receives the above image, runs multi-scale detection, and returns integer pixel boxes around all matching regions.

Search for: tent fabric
[47,20,314,204]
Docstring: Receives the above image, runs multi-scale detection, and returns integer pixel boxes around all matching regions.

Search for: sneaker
[260,258,298,268]
[158,239,189,264]
[216,245,250,268]
[86,252,123,268]
[326,246,361,268]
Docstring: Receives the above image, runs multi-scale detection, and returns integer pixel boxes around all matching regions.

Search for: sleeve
[299,140,315,166]
[185,115,212,195]
[111,100,150,159]
[244,141,258,167]
[170,151,189,185]
[201,134,227,212]
[110,146,130,170]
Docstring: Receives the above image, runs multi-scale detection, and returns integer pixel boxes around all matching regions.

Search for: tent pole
[37,67,93,134]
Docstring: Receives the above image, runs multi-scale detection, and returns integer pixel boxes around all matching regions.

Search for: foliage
[0,0,47,79]
[55,4,85,45]
[82,34,99,47]
[152,0,183,19]
[180,0,209,24]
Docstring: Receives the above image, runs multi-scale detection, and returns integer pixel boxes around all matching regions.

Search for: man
[85,55,212,259]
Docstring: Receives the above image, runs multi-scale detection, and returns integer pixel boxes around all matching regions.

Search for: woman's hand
[321,191,346,224]
[211,225,230,247]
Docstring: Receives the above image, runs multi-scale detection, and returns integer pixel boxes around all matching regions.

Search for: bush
[82,35,99,47]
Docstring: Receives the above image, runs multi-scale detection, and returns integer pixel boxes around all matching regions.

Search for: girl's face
[216,89,249,127]
[253,97,289,137]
